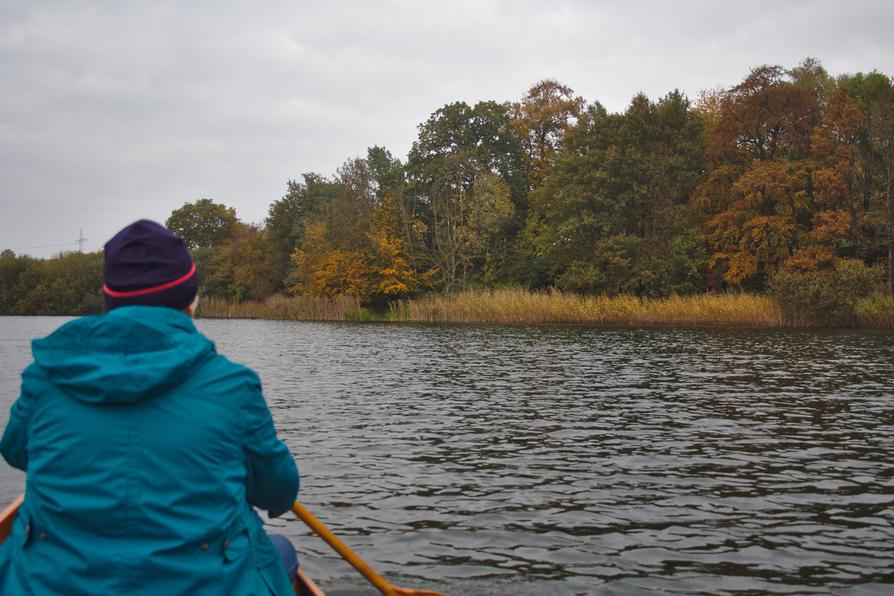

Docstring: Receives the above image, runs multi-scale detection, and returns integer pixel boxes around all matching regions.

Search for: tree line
[3,59,893,318]
[0,250,103,315]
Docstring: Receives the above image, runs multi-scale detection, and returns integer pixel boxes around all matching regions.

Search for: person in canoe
[0,220,301,595]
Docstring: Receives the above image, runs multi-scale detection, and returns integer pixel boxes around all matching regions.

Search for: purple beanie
[103,220,198,311]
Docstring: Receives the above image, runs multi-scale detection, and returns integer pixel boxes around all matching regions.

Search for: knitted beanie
[103,220,198,311]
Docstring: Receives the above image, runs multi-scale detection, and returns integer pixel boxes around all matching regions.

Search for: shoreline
[196,289,894,329]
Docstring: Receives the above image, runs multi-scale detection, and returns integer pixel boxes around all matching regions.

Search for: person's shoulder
[192,354,268,423]
[20,361,52,394]
[195,352,262,391]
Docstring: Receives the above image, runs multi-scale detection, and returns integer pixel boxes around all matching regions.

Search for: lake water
[1,316,893,595]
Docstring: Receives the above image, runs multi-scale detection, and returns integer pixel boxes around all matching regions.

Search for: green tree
[526,91,707,296]
[424,171,515,289]
[366,146,406,200]
[840,71,894,293]
[0,251,30,313]
[770,258,883,326]
[0,251,103,315]
[165,199,239,300]
[166,199,237,251]
[407,100,525,288]
[329,158,379,251]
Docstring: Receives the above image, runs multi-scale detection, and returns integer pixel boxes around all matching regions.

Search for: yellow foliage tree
[289,197,432,305]
[370,195,438,298]
[290,221,374,298]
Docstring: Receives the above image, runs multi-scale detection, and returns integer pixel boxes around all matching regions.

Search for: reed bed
[198,294,363,321]
[392,288,789,327]
[198,288,894,327]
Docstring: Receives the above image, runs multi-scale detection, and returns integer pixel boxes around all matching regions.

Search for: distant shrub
[198,293,362,321]
[855,292,894,328]
[555,232,708,299]
[769,259,883,326]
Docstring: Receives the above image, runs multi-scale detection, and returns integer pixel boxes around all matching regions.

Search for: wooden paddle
[291,501,443,596]
[0,494,24,543]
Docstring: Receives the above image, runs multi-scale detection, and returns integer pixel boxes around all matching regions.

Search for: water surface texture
[2,317,893,594]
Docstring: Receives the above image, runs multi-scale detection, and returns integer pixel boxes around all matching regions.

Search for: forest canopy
[3,59,893,319]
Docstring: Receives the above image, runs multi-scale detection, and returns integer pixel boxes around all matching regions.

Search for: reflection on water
[2,317,894,594]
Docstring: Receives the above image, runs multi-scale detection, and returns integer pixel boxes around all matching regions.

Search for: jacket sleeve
[242,373,300,517]
[1,390,33,472]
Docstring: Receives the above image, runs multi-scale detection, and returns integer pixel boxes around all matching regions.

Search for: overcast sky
[2,0,892,256]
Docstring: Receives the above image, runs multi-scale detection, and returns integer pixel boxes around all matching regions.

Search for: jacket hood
[31,306,214,404]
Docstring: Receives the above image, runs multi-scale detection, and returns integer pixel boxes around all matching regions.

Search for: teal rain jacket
[0,306,300,595]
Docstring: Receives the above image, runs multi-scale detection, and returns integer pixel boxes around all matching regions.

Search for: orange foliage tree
[510,79,585,185]
[696,60,867,288]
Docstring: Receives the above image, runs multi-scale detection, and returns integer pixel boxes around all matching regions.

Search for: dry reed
[198,294,363,321]
[392,288,788,327]
[197,288,894,327]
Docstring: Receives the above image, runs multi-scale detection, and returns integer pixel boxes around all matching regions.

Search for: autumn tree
[369,194,432,303]
[289,220,374,299]
[694,87,725,142]
[288,157,381,297]
[289,156,430,306]
[204,224,280,301]
[265,173,340,290]
[510,79,584,185]
[695,61,847,289]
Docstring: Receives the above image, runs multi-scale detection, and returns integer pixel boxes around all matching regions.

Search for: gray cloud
[2,0,892,255]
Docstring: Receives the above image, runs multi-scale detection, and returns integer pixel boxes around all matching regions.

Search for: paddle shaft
[291,501,398,595]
